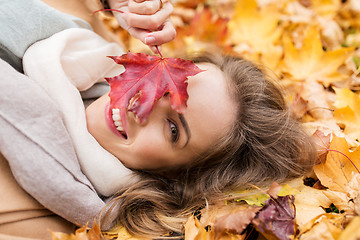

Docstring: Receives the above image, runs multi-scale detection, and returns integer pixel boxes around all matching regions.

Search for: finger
[149,45,161,54]
[128,0,162,15]
[144,20,176,46]
[126,27,150,42]
[126,2,173,30]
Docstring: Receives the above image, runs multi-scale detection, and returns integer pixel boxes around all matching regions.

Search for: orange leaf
[313,136,360,192]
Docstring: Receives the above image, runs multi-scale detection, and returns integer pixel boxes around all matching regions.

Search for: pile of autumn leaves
[170,1,360,239]
[52,0,360,239]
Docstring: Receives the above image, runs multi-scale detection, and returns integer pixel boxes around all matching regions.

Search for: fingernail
[145,36,155,45]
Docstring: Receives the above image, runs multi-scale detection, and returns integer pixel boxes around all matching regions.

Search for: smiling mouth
[111,108,128,139]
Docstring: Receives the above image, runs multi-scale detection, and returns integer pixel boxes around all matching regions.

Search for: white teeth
[111,108,125,135]
[112,113,120,121]
[112,108,120,114]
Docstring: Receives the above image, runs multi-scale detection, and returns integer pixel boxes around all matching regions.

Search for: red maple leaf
[252,195,296,240]
[106,52,203,131]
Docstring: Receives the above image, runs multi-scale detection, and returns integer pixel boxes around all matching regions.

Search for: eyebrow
[178,113,191,148]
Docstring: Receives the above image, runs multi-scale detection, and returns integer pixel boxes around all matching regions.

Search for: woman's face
[85,63,237,170]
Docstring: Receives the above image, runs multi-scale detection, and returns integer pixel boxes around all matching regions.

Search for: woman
[22,28,315,236]
[0,0,315,239]
[95,53,317,238]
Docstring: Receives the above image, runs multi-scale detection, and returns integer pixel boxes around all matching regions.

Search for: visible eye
[168,120,179,143]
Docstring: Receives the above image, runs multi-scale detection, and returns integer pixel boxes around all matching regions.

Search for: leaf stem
[156,46,164,59]
[327,149,360,174]
[92,8,164,58]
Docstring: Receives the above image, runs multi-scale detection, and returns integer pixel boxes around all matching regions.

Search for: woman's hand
[107,0,176,52]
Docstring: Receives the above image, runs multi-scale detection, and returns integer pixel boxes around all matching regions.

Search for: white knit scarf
[23,28,134,197]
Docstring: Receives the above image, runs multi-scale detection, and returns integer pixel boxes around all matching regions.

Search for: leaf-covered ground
[53,0,360,239]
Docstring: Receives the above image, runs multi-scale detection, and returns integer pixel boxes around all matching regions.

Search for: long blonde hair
[100,52,316,238]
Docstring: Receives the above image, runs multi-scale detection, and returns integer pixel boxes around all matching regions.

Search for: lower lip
[105,103,125,138]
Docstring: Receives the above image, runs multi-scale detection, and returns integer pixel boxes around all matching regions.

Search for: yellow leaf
[313,136,360,192]
[319,172,360,216]
[338,216,360,240]
[333,87,360,110]
[226,0,282,52]
[102,225,145,240]
[51,232,72,240]
[334,106,360,143]
[322,190,353,213]
[281,26,354,84]
[293,184,331,232]
[237,193,268,206]
[278,184,300,196]
[115,227,143,240]
[333,89,360,143]
[297,214,343,240]
[232,183,299,206]
[259,44,283,73]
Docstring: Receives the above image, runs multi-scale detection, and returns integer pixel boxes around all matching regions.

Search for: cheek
[131,138,166,168]
[85,102,102,137]
[85,94,108,132]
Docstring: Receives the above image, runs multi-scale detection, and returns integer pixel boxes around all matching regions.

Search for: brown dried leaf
[213,207,259,239]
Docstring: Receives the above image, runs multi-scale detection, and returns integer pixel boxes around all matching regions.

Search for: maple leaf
[293,184,332,232]
[313,136,360,192]
[226,0,282,51]
[333,87,360,110]
[297,213,343,239]
[252,195,296,240]
[106,52,203,130]
[281,26,354,84]
[333,88,360,144]
[213,207,259,239]
[334,106,360,144]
